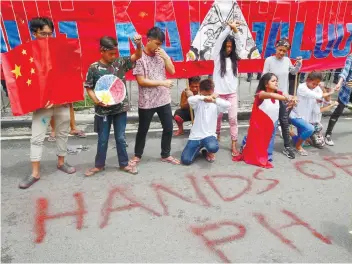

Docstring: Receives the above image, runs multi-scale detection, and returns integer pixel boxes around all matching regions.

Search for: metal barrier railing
[0,70,341,114]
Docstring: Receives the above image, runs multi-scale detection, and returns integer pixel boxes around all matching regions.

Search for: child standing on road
[84,35,142,176]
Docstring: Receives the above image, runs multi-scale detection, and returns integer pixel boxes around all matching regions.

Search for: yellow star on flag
[29,57,34,63]
[26,79,32,86]
[100,92,111,105]
[22,49,27,55]
[11,64,22,79]
[30,68,35,74]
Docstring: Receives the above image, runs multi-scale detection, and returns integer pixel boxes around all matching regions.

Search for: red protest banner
[1,0,351,79]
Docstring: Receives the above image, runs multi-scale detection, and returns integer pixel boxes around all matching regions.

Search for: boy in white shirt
[181,79,231,165]
[289,71,335,155]
[308,82,338,148]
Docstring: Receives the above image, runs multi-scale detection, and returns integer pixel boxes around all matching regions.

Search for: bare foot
[231,141,240,157]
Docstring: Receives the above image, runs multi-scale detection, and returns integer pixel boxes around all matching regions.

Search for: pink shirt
[133,51,171,109]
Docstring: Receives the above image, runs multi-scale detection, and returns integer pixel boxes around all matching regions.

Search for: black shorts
[174,108,193,122]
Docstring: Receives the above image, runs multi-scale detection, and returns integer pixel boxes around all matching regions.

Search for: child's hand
[204,96,215,103]
[347,81,352,88]
[331,101,339,107]
[211,93,219,99]
[185,89,193,97]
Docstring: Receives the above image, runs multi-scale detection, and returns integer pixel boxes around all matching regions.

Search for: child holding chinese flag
[19,17,76,189]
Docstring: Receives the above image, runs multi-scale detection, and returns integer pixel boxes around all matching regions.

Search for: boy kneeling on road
[181,79,230,165]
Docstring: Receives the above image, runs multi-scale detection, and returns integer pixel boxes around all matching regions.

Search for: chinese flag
[2,37,84,116]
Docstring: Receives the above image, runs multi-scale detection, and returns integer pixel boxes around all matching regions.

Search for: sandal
[161,156,180,165]
[48,135,56,142]
[57,163,76,174]
[295,148,308,156]
[70,130,86,138]
[120,161,138,175]
[84,167,105,177]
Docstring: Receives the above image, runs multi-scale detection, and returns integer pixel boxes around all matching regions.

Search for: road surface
[1,117,352,263]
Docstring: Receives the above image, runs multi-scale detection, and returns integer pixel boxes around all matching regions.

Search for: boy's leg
[291,118,314,154]
[157,104,178,161]
[54,105,75,172]
[94,115,112,168]
[134,108,155,160]
[325,98,345,145]
[174,109,190,136]
[69,103,86,137]
[202,136,219,154]
[20,108,52,189]
[279,101,295,159]
[202,136,219,162]
[181,140,202,165]
[112,112,129,168]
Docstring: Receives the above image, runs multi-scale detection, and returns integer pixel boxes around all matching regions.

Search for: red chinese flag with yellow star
[2,37,84,116]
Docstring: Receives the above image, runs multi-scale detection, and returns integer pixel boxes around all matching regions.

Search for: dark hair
[255,73,278,94]
[199,79,214,92]
[188,76,201,85]
[306,71,323,81]
[147,27,165,43]
[220,35,240,78]
[275,38,291,50]
[100,36,117,50]
[29,17,54,33]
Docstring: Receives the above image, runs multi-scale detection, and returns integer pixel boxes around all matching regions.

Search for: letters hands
[133,34,142,48]
[155,48,169,61]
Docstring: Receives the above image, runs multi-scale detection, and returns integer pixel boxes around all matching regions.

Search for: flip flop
[120,161,138,175]
[84,167,105,177]
[70,130,86,138]
[161,156,180,165]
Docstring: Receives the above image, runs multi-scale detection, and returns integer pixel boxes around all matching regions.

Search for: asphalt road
[1,117,352,263]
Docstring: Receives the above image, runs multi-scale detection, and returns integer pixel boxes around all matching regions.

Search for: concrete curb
[1,110,252,129]
[1,109,351,129]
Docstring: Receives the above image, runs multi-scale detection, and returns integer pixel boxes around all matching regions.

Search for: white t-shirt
[263,56,301,95]
[290,83,324,121]
[212,26,248,95]
[188,95,231,140]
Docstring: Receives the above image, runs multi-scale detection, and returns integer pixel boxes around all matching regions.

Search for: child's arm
[320,101,339,113]
[297,84,334,99]
[215,97,231,113]
[187,95,205,108]
[258,91,288,101]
